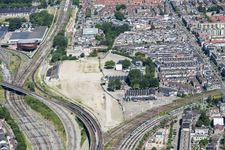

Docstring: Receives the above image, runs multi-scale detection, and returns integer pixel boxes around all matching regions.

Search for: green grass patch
[56,84,62,89]
[75,117,87,147]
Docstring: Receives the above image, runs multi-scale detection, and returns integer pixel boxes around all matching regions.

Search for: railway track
[0,81,102,150]
[103,89,222,149]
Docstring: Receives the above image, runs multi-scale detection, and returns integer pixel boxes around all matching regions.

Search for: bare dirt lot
[46,58,123,131]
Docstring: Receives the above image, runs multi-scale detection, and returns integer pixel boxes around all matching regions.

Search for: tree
[196,120,203,127]
[40,0,47,8]
[95,23,102,28]
[148,20,151,25]
[51,53,61,63]
[94,10,98,15]
[151,24,155,30]
[115,11,124,20]
[207,95,212,105]
[115,78,122,89]
[191,137,194,143]
[212,11,215,15]
[108,80,115,91]
[116,4,126,10]
[80,53,85,58]
[169,12,173,16]
[126,69,142,85]
[175,7,180,12]
[122,59,131,69]
[152,147,157,150]
[149,78,159,87]
[8,18,23,31]
[85,7,91,17]
[199,138,208,148]
[105,60,115,68]
[135,52,144,57]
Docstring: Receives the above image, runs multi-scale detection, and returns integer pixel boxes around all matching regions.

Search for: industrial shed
[125,89,156,101]
[159,87,177,96]
[8,26,48,44]
[0,26,8,41]
[45,61,61,81]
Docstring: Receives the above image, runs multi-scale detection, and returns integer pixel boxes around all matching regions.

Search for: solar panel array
[125,89,155,97]
[107,75,126,81]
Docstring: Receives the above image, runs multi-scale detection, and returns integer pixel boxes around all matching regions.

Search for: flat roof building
[0,26,8,41]
[8,26,48,44]
[46,61,61,81]
[82,28,98,38]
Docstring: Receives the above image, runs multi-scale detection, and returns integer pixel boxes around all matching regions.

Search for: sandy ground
[47,59,123,131]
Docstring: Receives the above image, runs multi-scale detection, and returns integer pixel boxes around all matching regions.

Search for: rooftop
[83,28,98,35]
[0,7,36,13]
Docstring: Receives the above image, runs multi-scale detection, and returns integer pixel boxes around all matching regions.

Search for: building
[164,1,169,14]
[8,26,48,44]
[132,59,143,66]
[0,129,6,146]
[155,132,163,138]
[45,61,61,81]
[82,28,99,39]
[159,87,177,96]
[116,60,123,70]
[213,118,224,126]
[0,7,36,17]
[0,26,8,41]
[125,89,156,101]
[17,39,37,51]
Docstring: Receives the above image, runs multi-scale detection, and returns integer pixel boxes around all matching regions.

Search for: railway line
[0,0,79,149]
[0,80,102,150]
[103,89,222,149]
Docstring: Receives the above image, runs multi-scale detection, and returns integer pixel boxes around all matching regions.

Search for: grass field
[46,8,55,15]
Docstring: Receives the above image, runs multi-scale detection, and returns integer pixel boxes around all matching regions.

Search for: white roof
[213,118,224,126]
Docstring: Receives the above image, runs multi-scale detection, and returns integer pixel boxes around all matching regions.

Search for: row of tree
[29,10,54,27]
[0,2,32,8]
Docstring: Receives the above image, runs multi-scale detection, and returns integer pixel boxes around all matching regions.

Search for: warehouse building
[17,39,37,51]
[0,7,36,17]
[125,89,156,101]
[45,61,61,81]
[0,26,8,41]
[8,26,48,44]
[116,60,123,70]
[159,87,177,96]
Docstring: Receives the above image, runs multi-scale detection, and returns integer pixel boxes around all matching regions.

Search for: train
[168,102,200,115]
[130,119,152,135]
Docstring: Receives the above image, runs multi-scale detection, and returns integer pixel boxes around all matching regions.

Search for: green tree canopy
[86,7,91,17]
[51,53,61,63]
[122,59,131,69]
[116,4,126,10]
[94,10,98,15]
[115,11,124,20]
[135,52,144,57]
[108,80,116,91]
[115,78,122,89]
[29,10,53,27]
[105,60,115,68]
[126,69,142,86]
[80,53,85,58]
